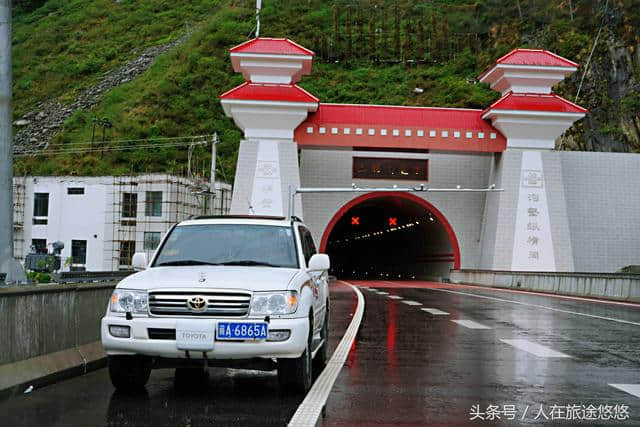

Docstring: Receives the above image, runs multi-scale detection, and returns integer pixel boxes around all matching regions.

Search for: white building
[12,174,231,271]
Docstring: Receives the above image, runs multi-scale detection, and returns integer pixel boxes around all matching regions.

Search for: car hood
[116,266,301,292]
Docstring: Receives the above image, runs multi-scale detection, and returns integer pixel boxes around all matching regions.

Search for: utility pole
[256,0,262,38]
[209,133,217,215]
[0,0,26,285]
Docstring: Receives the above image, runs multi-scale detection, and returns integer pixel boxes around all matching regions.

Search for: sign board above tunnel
[294,103,507,153]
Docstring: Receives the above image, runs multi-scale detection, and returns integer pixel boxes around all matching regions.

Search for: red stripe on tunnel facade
[318,192,461,270]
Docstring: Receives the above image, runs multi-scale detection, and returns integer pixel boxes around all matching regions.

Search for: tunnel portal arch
[319,192,461,280]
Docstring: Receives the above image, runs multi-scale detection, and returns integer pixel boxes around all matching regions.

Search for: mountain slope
[12,0,640,180]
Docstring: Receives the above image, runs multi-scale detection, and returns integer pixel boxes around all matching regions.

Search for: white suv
[101,216,330,392]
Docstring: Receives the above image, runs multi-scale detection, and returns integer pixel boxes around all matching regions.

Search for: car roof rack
[192,215,287,220]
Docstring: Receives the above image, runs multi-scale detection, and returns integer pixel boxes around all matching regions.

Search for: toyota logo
[187,296,207,312]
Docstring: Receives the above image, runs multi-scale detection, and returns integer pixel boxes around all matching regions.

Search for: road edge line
[288,281,365,427]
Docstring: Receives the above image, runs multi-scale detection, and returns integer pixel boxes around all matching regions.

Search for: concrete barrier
[0,282,116,398]
[450,269,640,303]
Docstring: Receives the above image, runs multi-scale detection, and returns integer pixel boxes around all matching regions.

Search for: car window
[153,224,298,268]
[298,226,317,266]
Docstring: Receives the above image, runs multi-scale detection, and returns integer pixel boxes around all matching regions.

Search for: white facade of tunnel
[221,39,640,276]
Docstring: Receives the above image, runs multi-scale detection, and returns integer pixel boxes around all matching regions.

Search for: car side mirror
[308,253,330,272]
[132,252,148,271]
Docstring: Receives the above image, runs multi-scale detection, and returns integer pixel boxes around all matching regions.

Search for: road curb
[0,341,106,401]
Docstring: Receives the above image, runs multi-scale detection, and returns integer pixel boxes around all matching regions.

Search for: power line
[14,139,208,157]
[42,134,214,148]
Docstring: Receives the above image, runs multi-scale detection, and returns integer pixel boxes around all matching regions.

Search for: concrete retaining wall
[450,269,640,303]
[0,282,115,398]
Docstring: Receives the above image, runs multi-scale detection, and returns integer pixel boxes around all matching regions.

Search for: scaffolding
[12,176,25,261]
[105,174,231,270]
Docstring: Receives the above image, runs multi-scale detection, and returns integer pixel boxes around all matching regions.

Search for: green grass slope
[12,0,640,180]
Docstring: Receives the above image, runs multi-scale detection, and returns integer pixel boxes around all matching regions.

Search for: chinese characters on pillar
[511,151,556,271]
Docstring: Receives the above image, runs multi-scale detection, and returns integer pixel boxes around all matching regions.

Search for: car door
[298,226,325,333]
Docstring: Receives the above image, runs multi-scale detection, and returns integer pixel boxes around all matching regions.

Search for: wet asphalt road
[2,281,639,426]
[0,283,356,427]
[322,281,640,426]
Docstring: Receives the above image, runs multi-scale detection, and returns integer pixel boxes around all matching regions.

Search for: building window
[33,192,49,224]
[352,157,428,181]
[145,191,163,217]
[67,187,85,195]
[71,240,87,265]
[144,232,161,250]
[122,192,137,218]
[32,239,47,254]
[119,241,136,266]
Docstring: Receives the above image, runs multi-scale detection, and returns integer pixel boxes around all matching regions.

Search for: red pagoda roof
[220,82,319,103]
[495,49,578,67]
[295,103,506,153]
[484,92,587,115]
[230,38,315,56]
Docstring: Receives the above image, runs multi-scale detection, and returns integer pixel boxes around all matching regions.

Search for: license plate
[176,320,215,351]
[216,322,268,340]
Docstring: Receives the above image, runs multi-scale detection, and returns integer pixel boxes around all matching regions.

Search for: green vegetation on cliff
[12,0,640,180]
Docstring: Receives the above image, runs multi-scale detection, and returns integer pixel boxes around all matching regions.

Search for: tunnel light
[430,217,435,222]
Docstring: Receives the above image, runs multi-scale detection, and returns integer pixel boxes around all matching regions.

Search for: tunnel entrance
[320,192,460,281]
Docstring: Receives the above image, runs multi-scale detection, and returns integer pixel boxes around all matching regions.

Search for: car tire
[108,355,152,391]
[313,305,329,375]
[278,315,313,393]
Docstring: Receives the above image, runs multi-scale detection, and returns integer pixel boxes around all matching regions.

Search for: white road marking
[402,300,422,306]
[609,384,640,399]
[426,287,640,327]
[288,281,365,427]
[501,339,571,358]
[376,291,389,295]
[387,295,403,300]
[452,319,491,329]
[421,308,450,315]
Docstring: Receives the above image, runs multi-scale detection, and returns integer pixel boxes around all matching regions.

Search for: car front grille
[148,328,176,340]
[148,290,252,317]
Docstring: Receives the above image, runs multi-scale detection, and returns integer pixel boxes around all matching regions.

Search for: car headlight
[250,291,298,316]
[110,289,148,314]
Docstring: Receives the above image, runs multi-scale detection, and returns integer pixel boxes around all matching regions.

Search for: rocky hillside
[11,0,640,179]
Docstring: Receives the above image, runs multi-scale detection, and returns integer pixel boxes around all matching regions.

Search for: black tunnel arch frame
[318,191,463,270]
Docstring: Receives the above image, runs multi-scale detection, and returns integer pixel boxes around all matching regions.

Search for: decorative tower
[478,49,587,272]
[220,38,319,217]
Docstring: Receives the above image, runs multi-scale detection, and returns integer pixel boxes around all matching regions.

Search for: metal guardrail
[55,270,135,283]
[454,268,640,279]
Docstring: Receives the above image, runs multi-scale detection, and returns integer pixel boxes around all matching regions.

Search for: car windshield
[152,223,298,269]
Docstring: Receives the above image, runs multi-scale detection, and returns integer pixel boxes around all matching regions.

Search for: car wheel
[313,305,329,375]
[108,355,152,391]
[278,315,313,393]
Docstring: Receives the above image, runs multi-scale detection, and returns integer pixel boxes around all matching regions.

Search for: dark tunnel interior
[324,196,456,281]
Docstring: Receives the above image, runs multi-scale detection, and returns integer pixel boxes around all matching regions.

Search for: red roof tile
[230,38,314,56]
[496,49,578,67]
[303,103,498,130]
[486,92,587,114]
[220,82,319,103]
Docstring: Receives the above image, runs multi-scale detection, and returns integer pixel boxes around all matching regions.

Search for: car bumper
[101,316,308,360]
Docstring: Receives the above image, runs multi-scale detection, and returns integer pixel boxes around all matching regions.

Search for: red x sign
[351,216,360,225]
[389,217,397,226]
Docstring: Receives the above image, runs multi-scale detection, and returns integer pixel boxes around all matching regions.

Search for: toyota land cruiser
[101,216,330,393]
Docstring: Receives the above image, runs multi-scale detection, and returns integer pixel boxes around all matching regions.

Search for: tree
[358,6,365,60]
[417,11,425,63]
[332,5,340,60]
[381,5,388,61]
[345,8,353,64]
[369,7,377,62]
[394,2,401,59]
[430,12,438,61]
[403,20,414,63]
[442,19,450,62]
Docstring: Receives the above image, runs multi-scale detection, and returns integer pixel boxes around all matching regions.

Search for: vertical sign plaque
[250,140,283,216]
[511,151,556,271]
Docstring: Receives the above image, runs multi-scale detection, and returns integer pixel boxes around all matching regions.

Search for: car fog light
[109,325,131,338]
[267,330,291,342]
